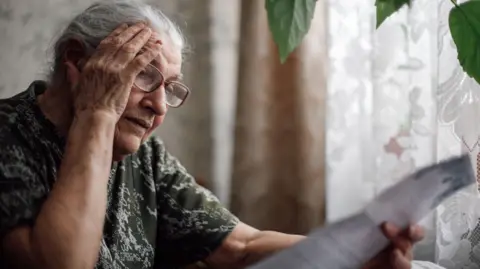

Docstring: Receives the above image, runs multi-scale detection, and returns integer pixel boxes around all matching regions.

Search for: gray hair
[50,0,186,82]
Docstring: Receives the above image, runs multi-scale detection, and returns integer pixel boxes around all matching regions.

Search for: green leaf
[375,0,411,28]
[449,0,480,84]
[265,0,317,63]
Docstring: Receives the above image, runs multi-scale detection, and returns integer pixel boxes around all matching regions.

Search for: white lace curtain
[325,0,480,267]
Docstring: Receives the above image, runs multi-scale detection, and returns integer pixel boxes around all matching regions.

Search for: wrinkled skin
[64,22,183,160]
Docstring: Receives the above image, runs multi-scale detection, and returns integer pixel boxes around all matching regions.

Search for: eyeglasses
[134,64,190,108]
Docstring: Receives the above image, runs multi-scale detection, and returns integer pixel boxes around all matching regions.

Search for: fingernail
[155,40,163,45]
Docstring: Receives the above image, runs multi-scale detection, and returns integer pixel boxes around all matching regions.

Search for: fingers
[100,22,146,49]
[382,222,401,239]
[382,223,424,242]
[380,222,424,264]
[144,38,162,51]
[368,223,421,269]
[124,43,162,79]
[89,24,128,60]
[108,23,129,38]
[408,225,425,242]
[92,22,147,61]
[382,222,406,250]
[392,249,412,269]
[115,27,153,64]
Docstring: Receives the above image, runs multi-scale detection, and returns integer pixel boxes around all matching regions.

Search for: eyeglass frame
[133,64,190,108]
[79,42,190,108]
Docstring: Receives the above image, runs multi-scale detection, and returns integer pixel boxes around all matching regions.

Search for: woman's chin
[113,132,143,159]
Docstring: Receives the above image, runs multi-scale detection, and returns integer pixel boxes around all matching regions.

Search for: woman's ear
[62,38,87,71]
[64,61,81,90]
[60,38,88,87]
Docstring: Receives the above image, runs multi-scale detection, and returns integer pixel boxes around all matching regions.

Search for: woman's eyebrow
[149,58,183,81]
[170,73,183,81]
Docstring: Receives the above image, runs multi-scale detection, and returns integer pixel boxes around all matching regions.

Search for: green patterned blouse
[0,81,239,269]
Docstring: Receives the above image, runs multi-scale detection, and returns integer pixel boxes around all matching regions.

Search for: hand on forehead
[142,30,168,70]
[121,24,181,79]
[144,31,162,47]
[133,32,166,74]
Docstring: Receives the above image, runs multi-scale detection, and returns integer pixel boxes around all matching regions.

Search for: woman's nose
[142,86,167,116]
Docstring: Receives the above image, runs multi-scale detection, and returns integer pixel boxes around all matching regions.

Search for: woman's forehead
[149,32,182,79]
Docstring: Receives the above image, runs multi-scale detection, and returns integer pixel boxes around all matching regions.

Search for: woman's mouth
[125,117,151,129]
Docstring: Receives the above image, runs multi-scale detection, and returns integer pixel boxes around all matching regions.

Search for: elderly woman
[0,1,423,269]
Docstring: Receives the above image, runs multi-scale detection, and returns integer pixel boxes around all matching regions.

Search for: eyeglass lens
[134,65,189,107]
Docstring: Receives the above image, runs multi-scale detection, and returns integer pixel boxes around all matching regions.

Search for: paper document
[248,154,475,269]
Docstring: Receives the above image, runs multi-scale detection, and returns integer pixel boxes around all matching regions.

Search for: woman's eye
[164,83,174,92]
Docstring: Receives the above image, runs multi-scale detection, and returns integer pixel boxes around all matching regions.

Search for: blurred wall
[0,0,239,204]
[230,0,327,233]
